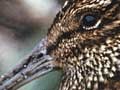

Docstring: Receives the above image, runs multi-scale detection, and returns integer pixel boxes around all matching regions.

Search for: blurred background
[0,0,65,90]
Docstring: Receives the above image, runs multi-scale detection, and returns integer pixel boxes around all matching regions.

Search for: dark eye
[82,13,101,30]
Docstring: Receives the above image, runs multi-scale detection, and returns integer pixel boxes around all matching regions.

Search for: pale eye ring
[82,13,101,30]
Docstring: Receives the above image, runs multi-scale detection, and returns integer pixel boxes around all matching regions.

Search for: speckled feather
[47,0,120,90]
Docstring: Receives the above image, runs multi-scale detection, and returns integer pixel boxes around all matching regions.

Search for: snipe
[0,0,120,90]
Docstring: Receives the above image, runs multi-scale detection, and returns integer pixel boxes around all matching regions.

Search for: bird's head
[0,0,120,90]
[46,0,120,89]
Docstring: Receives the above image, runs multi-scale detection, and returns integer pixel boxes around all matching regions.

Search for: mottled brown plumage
[0,0,120,90]
[46,0,120,90]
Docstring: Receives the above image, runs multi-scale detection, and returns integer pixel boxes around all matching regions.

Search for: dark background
[0,0,65,90]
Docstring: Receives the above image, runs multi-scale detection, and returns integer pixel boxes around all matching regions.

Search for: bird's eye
[83,15,97,26]
[82,13,101,30]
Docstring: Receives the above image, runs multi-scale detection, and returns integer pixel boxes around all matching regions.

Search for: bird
[46,0,120,90]
[0,0,120,90]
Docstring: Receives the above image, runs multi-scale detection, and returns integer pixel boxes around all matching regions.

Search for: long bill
[0,38,56,90]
